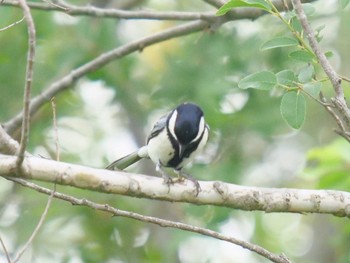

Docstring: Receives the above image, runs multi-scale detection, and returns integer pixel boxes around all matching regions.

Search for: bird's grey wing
[105,150,142,170]
[146,111,171,143]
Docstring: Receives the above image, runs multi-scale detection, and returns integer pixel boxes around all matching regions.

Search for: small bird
[106,102,209,193]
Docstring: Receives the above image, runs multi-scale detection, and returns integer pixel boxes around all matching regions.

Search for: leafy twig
[7,177,291,263]
[291,0,342,98]
[292,0,350,133]
[16,0,36,168]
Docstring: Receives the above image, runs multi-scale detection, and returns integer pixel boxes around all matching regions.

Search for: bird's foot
[156,163,173,191]
[161,171,174,186]
[175,170,201,196]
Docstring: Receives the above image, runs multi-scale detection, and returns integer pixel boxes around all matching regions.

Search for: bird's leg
[175,169,201,196]
[156,163,173,186]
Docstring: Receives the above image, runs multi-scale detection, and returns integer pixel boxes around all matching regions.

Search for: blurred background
[0,0,350,262]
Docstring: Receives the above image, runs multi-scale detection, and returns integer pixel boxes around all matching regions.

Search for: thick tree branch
[0,154,350,217]
[7,177,291,263]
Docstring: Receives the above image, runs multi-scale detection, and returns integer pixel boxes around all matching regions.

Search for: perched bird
[106,102,209,193]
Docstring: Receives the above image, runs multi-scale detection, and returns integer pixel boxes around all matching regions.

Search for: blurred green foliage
[1,0,350,262]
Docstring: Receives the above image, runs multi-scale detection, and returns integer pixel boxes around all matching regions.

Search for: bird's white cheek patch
[168,110,178,141]
[147,130,175,165]
[197,127,209,153]
[191,116,205,143]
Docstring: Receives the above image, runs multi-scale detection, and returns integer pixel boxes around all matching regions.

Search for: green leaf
[289,50,315,63]
[276,70,296,86]
[216,0,271,16]
[340,0,350,9]
[325,51,333,58]
[261,36,298,51]
[238,71,277,90]
[303,82,322,98]
[290,17,302,33]
[298,64,314,83]
[315,24,325,42]
[280,91,306,129]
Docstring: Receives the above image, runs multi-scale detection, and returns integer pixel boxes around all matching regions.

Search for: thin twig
[2,0,217,21]
[3,20,209,134]
[0,236,11,263]
[10,98,60,263]
[16,0,36,168]
[7,177,291,263]
[319,92,350,143]
[12,183,56,263]
[50,98,60,161]
[41,0,68,11]
[340,75,350,83]
[0,16,24,32]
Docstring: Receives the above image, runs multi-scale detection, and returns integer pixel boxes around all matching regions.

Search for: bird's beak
[179,144,187,159]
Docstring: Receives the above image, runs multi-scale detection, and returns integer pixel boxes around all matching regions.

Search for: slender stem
[0,16,24,32]
[16,0,36,167]
[12,184,56,263]
[50,98,60,161]
[267,0,313,55]
[0,236,11,263]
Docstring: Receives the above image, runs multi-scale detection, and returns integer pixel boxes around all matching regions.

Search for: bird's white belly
[147,131,175,166]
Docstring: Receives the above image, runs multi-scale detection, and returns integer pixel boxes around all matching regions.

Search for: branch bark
[1,154,350,217]
[0,126,20,155]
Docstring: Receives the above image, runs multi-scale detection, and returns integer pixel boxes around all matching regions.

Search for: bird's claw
[161,172,174,186]
[176,170,201,197]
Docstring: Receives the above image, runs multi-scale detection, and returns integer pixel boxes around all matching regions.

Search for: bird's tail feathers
[106,146,148,170]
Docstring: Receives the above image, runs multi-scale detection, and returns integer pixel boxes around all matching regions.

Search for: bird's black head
[168,102,205,145]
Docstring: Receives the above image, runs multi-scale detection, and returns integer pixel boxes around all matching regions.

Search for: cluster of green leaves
[216,0,331,130]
